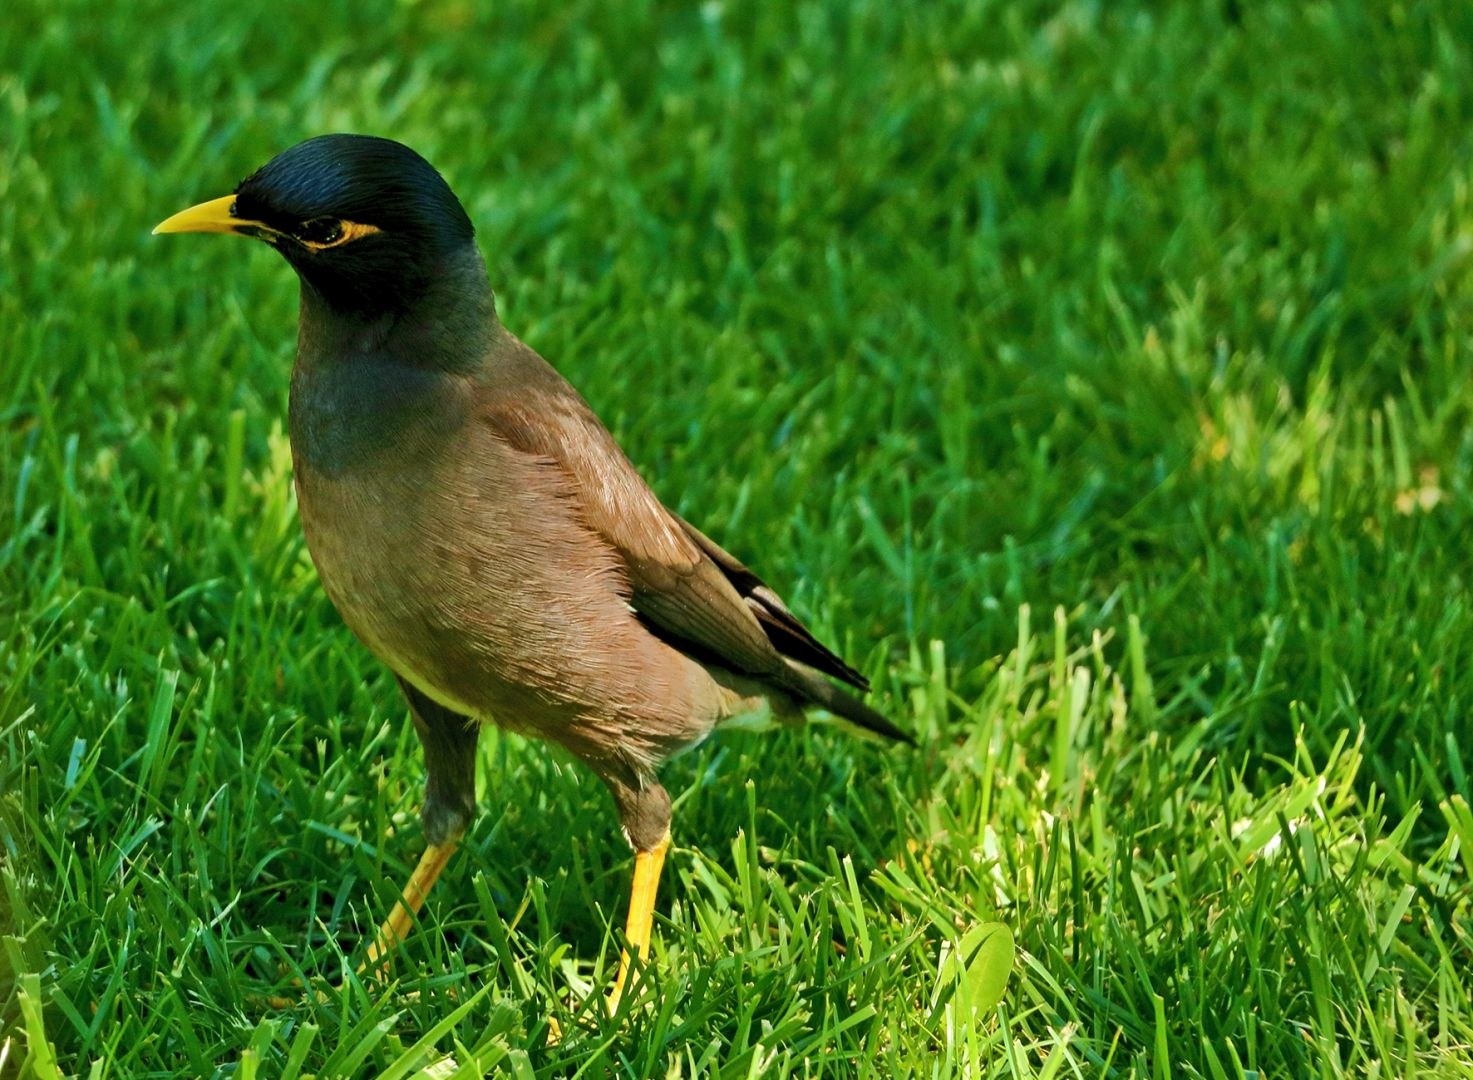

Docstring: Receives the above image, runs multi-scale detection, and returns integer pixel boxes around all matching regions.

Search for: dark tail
[784,663,916,746]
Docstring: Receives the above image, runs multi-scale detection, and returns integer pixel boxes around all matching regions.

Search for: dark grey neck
[295,244,499,373]
[289,245,495,478]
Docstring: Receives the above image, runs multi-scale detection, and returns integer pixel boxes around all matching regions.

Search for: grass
[3,0,1472,1074]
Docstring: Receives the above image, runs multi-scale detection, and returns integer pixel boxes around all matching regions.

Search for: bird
[153,133,912,1013]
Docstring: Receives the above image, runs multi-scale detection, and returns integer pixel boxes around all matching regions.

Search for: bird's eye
[293,217,381,251]
[297,218,344,246]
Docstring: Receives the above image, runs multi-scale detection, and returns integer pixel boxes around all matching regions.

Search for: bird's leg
[606,831,670,1014]
[360,680,480,978]
[362,842,460,973]
[264,683,478,1008]
[600,773,673,1015]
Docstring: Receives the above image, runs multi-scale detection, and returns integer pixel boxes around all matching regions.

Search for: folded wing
[481,359,864,691]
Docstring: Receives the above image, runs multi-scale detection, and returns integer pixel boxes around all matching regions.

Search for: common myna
[154,134,911,1012]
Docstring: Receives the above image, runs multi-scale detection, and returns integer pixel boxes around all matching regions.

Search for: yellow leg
[606,833,671,1015]
[362,842,458,976]
[261,842,458,1007]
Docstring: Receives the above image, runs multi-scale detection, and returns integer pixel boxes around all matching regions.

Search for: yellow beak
[152,195,269,236]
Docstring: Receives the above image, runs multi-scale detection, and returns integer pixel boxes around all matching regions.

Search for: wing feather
[480,342,868,692]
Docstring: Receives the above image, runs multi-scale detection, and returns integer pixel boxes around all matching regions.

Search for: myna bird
[154,134,911,1012]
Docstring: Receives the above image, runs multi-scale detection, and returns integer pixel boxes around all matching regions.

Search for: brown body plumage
[155,134,909,1006]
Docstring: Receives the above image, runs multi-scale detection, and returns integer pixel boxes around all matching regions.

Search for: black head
[156,134,476,317]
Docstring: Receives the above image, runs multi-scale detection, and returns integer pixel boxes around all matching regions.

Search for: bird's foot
[604,834,671,1017]
[253,842,460,1010]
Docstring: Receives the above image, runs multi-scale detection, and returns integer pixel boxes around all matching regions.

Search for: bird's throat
[288,244,496,477]
[288,354,468,478]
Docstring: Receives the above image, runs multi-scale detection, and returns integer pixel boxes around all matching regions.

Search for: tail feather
[784,663,916,746]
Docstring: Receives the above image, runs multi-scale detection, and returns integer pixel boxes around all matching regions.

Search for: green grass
[3,0,1473,1074]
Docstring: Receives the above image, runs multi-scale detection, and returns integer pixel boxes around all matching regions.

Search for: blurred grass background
[3,0,1472,1075]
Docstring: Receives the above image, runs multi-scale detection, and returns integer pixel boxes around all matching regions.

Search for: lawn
[3,0,1473,1075]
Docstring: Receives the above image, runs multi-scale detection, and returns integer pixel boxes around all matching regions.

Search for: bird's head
[154,134,476,318]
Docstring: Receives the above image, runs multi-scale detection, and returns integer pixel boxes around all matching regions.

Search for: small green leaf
[956,922,1015,1016]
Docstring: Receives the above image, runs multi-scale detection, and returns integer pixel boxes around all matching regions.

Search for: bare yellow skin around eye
[299,220,381,252]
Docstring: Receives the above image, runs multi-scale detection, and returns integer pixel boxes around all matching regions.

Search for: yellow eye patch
[298,219,381,252]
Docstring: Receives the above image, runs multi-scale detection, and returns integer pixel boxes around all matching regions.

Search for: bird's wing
[481,351,865,689]
[671,515,868,690]
[482,372,784,679]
